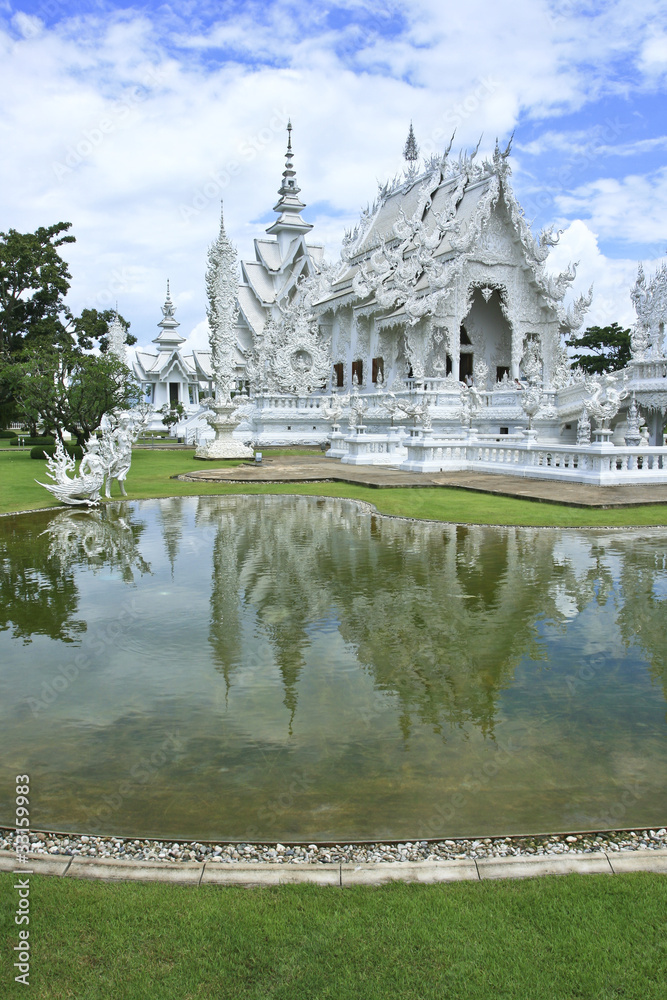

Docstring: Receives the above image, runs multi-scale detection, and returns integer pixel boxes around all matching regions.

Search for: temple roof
[314,141,581,329]
[265,120,314,243]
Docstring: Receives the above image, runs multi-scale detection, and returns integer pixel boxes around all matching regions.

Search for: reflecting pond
[0,496,665,841]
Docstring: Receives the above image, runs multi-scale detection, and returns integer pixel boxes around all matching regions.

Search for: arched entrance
[459,286,513,385]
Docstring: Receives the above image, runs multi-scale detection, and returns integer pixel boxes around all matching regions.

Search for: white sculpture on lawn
[37,440,106,507]
[100,410,144,497]
[195,205,253,460]
[36,399,148,507]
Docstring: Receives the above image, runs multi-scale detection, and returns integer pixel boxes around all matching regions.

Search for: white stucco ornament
[267,292,332,394]
[106,311,129,362]
[631,263,667,360]
[576,408,591,445]
[196,205,253,460]
[322,393,349,428]
[36,407,146,506]
[99,410,143,497]
[520,343,544,429]
[37,440,105,506]
[585,373,628,429]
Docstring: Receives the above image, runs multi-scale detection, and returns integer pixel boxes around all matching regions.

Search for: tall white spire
[107,309,128,362]
[206,202,240,402]
[153,280,186,352]
[265,120,313,257]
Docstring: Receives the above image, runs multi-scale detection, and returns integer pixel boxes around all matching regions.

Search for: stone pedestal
[194,403,253,460]
[591,427,614,448]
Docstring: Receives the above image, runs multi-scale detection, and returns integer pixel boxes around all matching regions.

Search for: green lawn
[2,446,667,526]
[2,451,667,998]
[1,872,666,999]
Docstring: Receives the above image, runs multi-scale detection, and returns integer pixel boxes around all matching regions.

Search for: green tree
[160,400,186,430]
[3,344,137,445]
[0,223,135,425]
[0,222,75,355]
[566,322,632,375]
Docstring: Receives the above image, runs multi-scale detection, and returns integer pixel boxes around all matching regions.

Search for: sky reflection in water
[0,496,665,841]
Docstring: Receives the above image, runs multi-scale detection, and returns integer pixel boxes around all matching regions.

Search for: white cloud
[545,220,664,329]
[554,168,667,246]
[639,32,667,77]
[0,0,665,344]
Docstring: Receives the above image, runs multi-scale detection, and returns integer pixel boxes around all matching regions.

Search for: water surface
[0,496,665,841]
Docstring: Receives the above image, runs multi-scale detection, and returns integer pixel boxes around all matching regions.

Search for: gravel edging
[2,827,666,868]
[2,848,667,886]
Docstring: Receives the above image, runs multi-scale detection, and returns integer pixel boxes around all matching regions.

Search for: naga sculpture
[36,440,105,507]
[584,373,628,430]
[36,407,145,507]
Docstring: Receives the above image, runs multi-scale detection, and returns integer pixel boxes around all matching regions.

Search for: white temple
[131,282,214,427]
[136,124,667,483]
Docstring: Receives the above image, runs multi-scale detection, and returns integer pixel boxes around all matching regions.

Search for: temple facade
[314,138,587,395]
[132,123,667,481]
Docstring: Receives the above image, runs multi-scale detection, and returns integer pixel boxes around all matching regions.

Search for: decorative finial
[287,119,292,152]
[403,121,419,163]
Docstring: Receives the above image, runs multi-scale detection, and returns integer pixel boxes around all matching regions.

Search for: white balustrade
[400,436,667,484]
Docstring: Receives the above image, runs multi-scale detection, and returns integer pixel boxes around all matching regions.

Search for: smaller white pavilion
[131,283,215,426]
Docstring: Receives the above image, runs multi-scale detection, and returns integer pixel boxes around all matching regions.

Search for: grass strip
[1,872,665,999]
[2,448,667,526]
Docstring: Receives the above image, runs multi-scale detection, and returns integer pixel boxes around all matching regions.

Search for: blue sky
[1,0,666,352]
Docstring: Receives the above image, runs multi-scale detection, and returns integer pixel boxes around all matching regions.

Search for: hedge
[0,429,18,438]
[10,435,55,446]
[30,444,84,460]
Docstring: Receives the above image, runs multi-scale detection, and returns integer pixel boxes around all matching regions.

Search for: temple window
[333,362,344,388]
[371,357,384,383]
[496,366,510,382]
[459,354,473,381]
[169,382,179,403]
[352,359,363,384]
[460,325,472,346]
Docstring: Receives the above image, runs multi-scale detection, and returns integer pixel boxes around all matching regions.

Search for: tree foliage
[3,344,137,444]
[0,223,136,425]
[566,323,632,375]
[160,400,185,429]
[0,222,75,355]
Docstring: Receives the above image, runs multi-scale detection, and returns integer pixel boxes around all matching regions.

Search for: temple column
[451,327,460,381]
[510,325,523,380]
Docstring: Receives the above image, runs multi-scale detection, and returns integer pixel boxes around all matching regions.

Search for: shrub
[0,429,18,438]
[10,435,55,446]
[30,444,84,460]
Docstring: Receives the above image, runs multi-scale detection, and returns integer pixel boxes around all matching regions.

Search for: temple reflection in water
[0,496,665,841]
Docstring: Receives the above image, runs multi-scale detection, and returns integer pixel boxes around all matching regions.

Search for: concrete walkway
[2,849,666,885]
[181,455,667,508]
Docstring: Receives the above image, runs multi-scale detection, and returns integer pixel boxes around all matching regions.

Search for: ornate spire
[153,279,185,351]
[106,309,128,362]
[206,201,240,400]
[403,121,419,163]
[266,120,313,253]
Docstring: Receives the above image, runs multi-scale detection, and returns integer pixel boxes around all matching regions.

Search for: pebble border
[1,846,666,886]
[2,827,666,869]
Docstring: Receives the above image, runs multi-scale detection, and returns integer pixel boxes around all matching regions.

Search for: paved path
[1,849,666,885]
[181,455,667,508]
